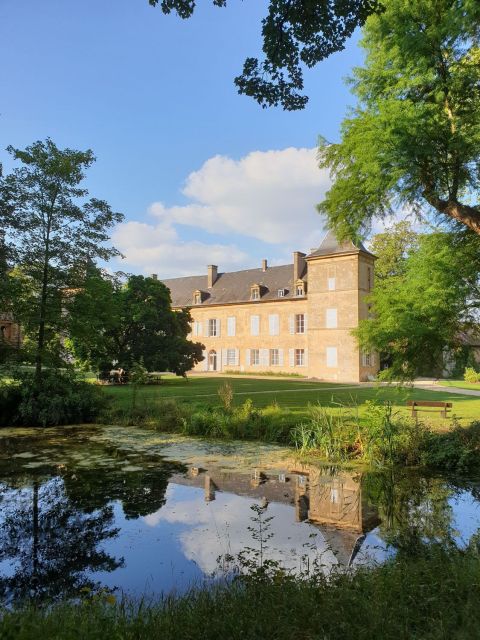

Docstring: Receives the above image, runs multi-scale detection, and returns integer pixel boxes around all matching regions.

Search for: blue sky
[1,0,365,277]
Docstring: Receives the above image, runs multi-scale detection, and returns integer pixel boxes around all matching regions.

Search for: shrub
[420,421,480,474]
[0,379,23,426]
[464,367,480,383]
[12,370,107,427]
[101,398,191,430]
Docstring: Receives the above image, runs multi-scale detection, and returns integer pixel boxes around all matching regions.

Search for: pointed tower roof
[307,230,374,259]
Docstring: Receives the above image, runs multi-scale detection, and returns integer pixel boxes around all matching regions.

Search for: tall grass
[3,545,480,640]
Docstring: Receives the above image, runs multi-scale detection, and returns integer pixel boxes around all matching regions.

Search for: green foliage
[292,400,429,466]
[0,371,107,427]
[3,546,480,640]
[464,367,480,384]
[292,404,359,461]
[421,421,480,474]
[355,231,480,380]
[369,221,419,281]
[100,397,191,430]
[318,0,480,237]
[68,272,204,377]
[147,0,380,110]
[0,139,124,381]
[0,378,22,427]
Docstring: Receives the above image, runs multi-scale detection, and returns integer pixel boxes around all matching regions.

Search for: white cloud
[113,147,330,277]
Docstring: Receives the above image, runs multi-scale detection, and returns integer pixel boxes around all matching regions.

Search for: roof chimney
[261,259,268,272]
[151,273,158,280]
[207,265,218,288]
[293,251,306,282]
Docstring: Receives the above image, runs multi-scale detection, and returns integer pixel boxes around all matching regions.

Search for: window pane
[295,349,304,366]
[270,349,279,366]
[295,314,305,334]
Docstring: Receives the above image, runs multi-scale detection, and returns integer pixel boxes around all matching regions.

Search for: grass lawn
[103,375,480,428]
[437,379,480,391]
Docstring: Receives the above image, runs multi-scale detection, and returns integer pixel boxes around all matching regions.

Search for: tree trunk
[423,193,480,235]
[35,222,51,384]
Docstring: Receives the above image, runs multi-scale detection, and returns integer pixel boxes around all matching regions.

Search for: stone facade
[162,232,378,383]
[0,313,21,348]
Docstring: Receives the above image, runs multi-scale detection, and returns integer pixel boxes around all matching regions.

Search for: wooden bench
[406,400,452,420]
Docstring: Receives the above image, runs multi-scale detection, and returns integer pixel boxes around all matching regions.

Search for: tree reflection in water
[0,436,185,604]
[0,477,122,603]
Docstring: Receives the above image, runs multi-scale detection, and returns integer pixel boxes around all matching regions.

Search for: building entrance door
[208,350,217,371]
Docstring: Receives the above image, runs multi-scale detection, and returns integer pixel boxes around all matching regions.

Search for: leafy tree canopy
[0,139,124,379]
[68,271,204,377]
[369,220,419,281]
[147,0,380,110]
[356,229,480,379]
[318,0,480,238]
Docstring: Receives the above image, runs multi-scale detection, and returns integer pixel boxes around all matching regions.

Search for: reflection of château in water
[173,461,380,566]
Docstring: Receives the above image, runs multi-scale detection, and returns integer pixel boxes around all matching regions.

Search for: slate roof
[162,263,304,308]
[307,229,373,259]
[162,232,373,308]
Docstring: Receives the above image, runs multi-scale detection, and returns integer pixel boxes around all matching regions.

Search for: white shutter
[202,350,208,371]
[304,314,308,333]
[222,349,228,370]
[269,314,279,336]
[204,320,209,337]
[250,315,259,336]
[371,352,376,367]
[289,348,295,367]
[289,315,295,334]
[304,349,308,367]
[235,348,240,365]
[260,348,269,366]
[326,347,338,367]
[246,349,251,366]
[216,319,221,337]
[326,308,338,329]
[227,316,236,336]
[279,349,284,366]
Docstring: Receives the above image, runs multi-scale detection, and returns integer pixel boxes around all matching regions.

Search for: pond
[1,424,480,605]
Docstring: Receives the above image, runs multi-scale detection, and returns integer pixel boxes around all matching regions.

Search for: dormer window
[295,280,305,297]
[251,284,261,301]
[277,288,285,298]
[193,290,203,305]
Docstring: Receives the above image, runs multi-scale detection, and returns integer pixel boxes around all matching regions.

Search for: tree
[0,139,124,382]
[147,0,381,110]
[69,273,204,376]
[318,0,480,238]
[369,221,419,281]
[356,230,480,379]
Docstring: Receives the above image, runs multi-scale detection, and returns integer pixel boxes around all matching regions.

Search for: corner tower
[306,231,377,382]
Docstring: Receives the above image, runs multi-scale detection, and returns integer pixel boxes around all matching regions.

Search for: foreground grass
[103,376,480,428]
[3,548,480,640]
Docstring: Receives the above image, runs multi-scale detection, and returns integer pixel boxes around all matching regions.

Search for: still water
[1,424,479,605]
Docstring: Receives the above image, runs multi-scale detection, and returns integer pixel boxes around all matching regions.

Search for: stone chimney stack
[262,259,268,272]
[207,265,218,288]
[293,251,306,282]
